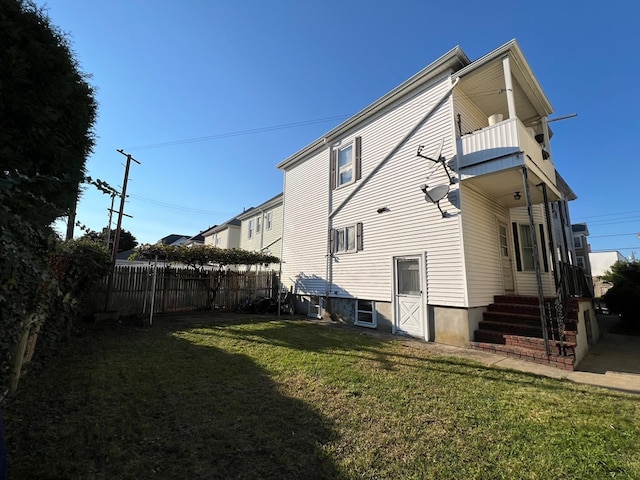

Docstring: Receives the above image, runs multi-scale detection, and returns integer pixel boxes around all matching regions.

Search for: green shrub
[602,261,640,325]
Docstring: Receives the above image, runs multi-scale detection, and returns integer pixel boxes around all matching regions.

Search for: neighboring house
[202,216,241,249]
[571,223,592,276]
[589,251,628,297]
[238,193,283,257]
[277,39,594,361]
[157,234,190,246]
[182,228,210,247]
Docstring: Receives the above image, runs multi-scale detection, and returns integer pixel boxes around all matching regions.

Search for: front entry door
[394,256,425,338]
[498,221,515,292]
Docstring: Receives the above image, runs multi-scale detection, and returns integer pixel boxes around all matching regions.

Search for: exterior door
[498,221,515,292]
[394,256,425,338]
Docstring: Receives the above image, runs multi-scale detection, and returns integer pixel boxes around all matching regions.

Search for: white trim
[355,299,377,328]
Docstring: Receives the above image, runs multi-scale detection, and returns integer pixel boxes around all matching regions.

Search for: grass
[5,314,640,479]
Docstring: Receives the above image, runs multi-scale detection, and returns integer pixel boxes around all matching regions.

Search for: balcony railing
[460,117,555,182]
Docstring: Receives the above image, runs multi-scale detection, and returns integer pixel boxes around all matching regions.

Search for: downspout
[330,77,460,220]
[522,167,551,356]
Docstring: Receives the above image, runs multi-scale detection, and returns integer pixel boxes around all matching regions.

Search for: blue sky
[42,0,639,257]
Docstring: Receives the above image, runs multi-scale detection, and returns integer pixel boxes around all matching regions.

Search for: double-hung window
[512,222,549,272]
[248,219,255,239]
[256,216,262,235]
[266,211,273,230]
[331,223,363,254]
[331,136,361,189]
[337,144,353,186]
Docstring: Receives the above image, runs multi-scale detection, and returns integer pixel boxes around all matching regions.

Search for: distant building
[571,223,592,276]
[589,251,628,297]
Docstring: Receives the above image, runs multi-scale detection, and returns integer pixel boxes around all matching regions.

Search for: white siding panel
[281,150,329,296]
[329,76,466,306]
[460,184,508,306]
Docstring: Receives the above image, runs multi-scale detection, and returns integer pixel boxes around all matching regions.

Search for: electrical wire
[125,114,353,151]
[127,194,235,215]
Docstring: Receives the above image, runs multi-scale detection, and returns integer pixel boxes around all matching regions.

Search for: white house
[277,40,596,367]
[238,193,283,257]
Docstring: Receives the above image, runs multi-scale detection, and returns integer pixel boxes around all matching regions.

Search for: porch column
[502,56,517,119]
[540,183,559,289]
[522,167,551,356]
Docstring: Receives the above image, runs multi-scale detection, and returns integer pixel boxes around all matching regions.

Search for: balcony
[458,117,560,207]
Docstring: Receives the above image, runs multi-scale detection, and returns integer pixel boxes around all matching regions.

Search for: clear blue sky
[42,0,639,258]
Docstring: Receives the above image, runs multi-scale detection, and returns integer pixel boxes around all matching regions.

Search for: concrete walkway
[401,314,640,395]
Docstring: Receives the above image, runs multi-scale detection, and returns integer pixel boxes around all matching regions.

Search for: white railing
[460,118,555,181]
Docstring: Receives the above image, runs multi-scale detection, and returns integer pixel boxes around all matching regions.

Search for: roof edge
[277,46,470,170]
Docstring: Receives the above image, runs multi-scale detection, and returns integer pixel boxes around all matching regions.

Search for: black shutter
[355,136,362,181]
[356,222,363,251]
[539,224,549,272]
[329,228,335,254]
[512,222,522,271]
[330,149,337,190]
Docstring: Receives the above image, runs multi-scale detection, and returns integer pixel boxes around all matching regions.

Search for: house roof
[237,192,283,220]
[277,46,469,171]
[157,234,189,245]
[202,216,241,236]
[572,223,590,236]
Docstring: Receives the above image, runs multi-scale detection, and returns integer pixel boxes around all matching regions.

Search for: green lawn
[5,315,640,479]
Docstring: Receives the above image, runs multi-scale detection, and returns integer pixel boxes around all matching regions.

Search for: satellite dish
[421,184,449,217]
[425,185,449,203]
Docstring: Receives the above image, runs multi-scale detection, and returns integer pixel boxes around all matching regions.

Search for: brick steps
[471,295,579,371]
[469,341,575,371]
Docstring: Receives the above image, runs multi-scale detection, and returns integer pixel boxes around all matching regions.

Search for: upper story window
[266,211,273,230]
[215,235,221,247]
[338,144,353,186]
[577,256,586,269]
[573,236,582,248]
[331,136,361,189]
[256,216,262,234]
[248,219,255,239]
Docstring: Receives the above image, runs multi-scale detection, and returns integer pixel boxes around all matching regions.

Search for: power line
[125,114,353,151]
[589,233,639,238]
[573,209,640,220]
[127,193,235,216]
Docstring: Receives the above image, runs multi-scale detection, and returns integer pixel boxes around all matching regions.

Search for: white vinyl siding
[326,75,466,305]
[280,150,330,296]
[460,184,509,307]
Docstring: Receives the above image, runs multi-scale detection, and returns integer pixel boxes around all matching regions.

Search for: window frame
[256,216,262,235]
[266,211,273,230]
[248,219,255,239]
[573,236,582,248]
[331,136,361,190]
[355,299,377,328]
[331,222,363,254]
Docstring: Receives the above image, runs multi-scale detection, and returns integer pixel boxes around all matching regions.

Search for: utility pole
[104,149,140,311]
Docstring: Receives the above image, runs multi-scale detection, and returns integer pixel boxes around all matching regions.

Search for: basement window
[355,299,377,328]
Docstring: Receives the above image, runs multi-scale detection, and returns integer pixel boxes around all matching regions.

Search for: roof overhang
[453,39,553,126]
[277,47,470,171]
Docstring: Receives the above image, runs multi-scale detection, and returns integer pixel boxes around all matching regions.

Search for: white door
[498,221,515,292]
[394,256,425,338]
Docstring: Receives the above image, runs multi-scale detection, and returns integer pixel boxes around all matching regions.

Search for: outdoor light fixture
[513,191,521,201]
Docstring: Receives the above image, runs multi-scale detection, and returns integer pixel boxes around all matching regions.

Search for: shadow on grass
[5,326,344,480]
[206,319,636,400]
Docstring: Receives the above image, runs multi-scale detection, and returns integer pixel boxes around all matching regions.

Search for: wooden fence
[88,265,279,316]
